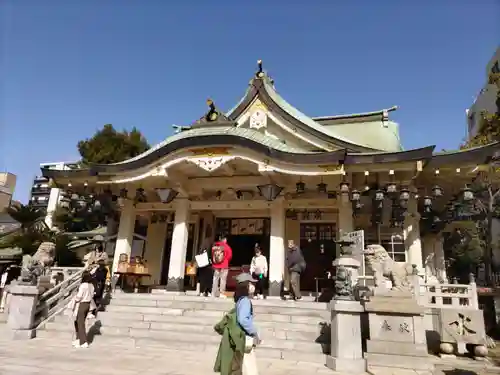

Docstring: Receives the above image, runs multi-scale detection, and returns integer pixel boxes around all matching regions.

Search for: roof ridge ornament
[206,98,218,122]
[256,59,265,78]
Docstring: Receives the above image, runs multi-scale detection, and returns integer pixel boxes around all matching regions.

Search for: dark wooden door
[299,223,336,291]
[160,223,195,285]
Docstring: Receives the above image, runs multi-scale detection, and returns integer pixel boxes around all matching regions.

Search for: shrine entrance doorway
[299,223,336,291]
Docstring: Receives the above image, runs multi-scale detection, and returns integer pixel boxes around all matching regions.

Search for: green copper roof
[114,126,312,165]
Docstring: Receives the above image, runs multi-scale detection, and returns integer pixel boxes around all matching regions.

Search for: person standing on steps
[196,246,213,297]
[285,239,306,301]
[71,271,95,348]
[250,244,268,299]
[211,235,233,298]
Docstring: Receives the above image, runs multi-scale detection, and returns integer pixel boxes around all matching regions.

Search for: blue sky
[1,1,499,203]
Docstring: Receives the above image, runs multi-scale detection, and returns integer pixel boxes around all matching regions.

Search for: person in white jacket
[250,244,268,299]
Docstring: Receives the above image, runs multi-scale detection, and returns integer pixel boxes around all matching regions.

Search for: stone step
[64,312,326,334]
[35,329,328,363]
[111,292,323,309]
[108,298,330,317]
[41,320,327,353]
[104,304,330,321]
[45,317,329,343]
[56,308,327,326]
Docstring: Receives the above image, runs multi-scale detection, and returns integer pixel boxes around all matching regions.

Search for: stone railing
[34,267,87,329]
[49,266,85,286]
[4,267,87,338]
[413,275,479,309]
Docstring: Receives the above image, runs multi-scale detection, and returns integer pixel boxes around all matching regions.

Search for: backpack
[212,245,225,264]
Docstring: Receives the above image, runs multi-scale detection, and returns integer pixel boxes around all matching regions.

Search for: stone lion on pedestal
[363,244,415,292]
[20,241,56,284]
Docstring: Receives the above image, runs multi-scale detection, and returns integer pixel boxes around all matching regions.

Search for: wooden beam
[135,197,340,212]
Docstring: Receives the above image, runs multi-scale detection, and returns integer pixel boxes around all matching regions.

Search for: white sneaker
[207,292,212,297]
[78,342,89,348]
[87,313,96,320]
[72,340,79,347]
[258,294,264,300]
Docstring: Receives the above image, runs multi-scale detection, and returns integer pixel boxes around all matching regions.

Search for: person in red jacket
[211,235,233,298]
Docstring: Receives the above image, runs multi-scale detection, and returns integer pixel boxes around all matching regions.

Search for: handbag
[244,335,255,353]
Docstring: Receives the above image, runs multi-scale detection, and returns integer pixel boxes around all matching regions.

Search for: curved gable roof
[227,73,380,153]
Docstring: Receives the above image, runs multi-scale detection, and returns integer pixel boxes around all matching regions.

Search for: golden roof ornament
[206,98,218,121]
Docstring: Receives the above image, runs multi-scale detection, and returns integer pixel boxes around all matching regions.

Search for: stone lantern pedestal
[333,255,361,285]
[6,283,40,340]
[326,299,366,374]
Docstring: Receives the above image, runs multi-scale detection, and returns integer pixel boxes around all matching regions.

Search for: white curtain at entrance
[269,198,285,291]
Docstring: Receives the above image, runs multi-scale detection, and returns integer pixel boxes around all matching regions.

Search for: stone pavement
[0,332,498,375]
[0,337,498,375]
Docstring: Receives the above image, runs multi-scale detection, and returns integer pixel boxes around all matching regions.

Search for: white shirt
[250,254,268,276]
[75,282,95,303]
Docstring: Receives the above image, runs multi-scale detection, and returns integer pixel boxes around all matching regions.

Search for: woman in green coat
[214,273,260,375]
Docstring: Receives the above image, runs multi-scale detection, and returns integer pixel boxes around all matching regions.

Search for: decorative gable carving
[250,109,267,130]
[187,155,235,173]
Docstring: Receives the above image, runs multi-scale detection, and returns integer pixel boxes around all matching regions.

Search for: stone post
[404,200,424,275]
[7,283,40,339]
[337,197,353,258]
[326,300,366,374]
[111,199,136,273]
[166,198,190,292]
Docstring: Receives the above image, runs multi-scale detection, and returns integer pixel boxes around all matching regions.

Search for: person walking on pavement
[212,235,233,298]
[70,271,95,348]
[285,239,306,301]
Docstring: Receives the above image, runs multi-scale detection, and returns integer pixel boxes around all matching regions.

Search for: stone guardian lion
[363,244,415,291]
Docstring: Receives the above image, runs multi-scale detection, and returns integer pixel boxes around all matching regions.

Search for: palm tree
[6,203,45,234]
[0,203,49,255]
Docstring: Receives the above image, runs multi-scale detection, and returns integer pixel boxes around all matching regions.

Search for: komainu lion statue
[363,244,415,291]
[20,241,56,284]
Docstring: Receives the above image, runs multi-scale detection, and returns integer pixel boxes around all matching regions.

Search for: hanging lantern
[257,184,283,201]
[119,188,128,199]
[399,188,410,201]
[386,182,397,194]
[296,181,305,194]
[339,181,350,195]
[350,190,361,202]
[462,187,474,202]
[375,190,385,201]
[317,182,327,194]
[156,188,179,203]
[432,185,443,198]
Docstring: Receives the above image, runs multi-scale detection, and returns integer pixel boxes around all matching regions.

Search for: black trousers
[92,281,105,314]
[251,273,266,295]
[198,266,213,295]
[74,301,90,345]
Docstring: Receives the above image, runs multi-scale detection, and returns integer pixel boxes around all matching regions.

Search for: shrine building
[41,61,500,295]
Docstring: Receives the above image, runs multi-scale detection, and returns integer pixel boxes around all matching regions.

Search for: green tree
[463,72,500,148]
[443,221,484,282]
[77,124,150,164]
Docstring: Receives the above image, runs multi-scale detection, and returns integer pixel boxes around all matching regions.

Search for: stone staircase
[38,291,331,365]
